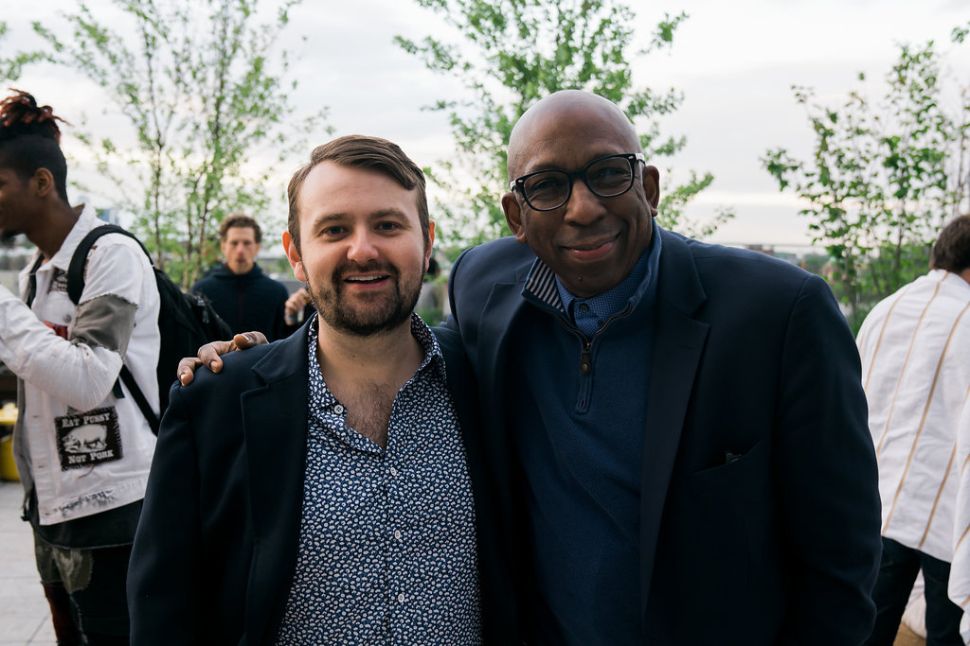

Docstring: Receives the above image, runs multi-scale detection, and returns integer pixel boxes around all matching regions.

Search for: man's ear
[502,192,527,243]
[642,165,661,215]
[424,220,436,272]
[282,231,306,282]
[31,168,56,199]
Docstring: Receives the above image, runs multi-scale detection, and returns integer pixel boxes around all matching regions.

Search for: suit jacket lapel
[476,280,529,497]
[240,328,310,645]
[639,230,709,619]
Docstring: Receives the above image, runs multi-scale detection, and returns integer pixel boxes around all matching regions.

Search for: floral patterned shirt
[275,314,481,645]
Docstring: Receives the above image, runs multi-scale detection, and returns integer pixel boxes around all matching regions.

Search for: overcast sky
[4,0,969,247]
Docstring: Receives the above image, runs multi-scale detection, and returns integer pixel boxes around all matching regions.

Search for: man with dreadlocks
[0,90,160,644]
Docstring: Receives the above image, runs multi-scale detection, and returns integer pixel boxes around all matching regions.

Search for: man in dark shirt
[192,213,290,340]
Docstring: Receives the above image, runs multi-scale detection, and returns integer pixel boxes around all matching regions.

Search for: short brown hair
[930,213,970,274]
[286,135,429,250]
[219,213,262,243]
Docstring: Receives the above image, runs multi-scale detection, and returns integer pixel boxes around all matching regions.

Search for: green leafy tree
[395,0,731,250]
[763,32,969,329]
[6,0,328,287]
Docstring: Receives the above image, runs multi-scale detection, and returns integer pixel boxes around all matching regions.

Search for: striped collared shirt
[856,269,970,634]
[523,222,663,327]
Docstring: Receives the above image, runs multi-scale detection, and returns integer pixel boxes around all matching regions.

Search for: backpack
[67,224,232,434]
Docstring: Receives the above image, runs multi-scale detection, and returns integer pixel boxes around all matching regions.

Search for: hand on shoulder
[176,332,268,385]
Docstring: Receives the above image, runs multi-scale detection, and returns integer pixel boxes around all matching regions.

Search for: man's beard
[310,259,422,336]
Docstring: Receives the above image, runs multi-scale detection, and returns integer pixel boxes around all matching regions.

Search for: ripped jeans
[34,533,131,646]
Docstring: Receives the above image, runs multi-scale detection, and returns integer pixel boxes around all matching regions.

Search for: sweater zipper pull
[580,339,592,375]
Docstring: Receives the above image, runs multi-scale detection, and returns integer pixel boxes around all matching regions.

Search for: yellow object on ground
[0,403,19,482]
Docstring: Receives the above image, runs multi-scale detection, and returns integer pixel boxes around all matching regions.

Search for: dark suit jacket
[446,229,882,645]
[127,320,498,644]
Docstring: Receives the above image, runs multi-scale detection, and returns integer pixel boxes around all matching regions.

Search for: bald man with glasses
[445,90,881,645]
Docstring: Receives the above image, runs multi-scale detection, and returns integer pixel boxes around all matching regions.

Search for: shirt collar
[40,204,100,272]
[523,222,664,321]
[930,268,970,297]
[410,312,447,379]
[306,311,446,396]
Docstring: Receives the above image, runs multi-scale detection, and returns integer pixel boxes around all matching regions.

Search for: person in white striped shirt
[857,213,970,645]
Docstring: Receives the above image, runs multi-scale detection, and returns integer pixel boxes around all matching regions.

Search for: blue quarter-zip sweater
[508,227,662,646]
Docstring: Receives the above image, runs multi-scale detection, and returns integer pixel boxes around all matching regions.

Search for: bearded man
[127,136,490,645]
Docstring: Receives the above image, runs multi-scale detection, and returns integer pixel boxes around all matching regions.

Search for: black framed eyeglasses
[509,153,645,212]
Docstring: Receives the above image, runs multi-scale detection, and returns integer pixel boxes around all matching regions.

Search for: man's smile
[342,272,393,290]
[560,233,620,262]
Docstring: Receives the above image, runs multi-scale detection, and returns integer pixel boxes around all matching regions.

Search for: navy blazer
[127,320,497,644]
[447,228,882,644]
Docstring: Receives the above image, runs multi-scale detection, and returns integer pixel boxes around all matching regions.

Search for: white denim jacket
[0,207,159,525]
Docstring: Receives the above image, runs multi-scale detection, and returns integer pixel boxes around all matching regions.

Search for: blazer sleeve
[127,382,203,644]
[775,274,882,643]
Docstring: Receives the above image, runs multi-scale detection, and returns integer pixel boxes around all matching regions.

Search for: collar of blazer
[239,320,311,645]
[652,227,707,315]
[250,320,311,385]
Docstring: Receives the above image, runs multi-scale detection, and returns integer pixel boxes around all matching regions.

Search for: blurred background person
[857,213,970,646]
[193,213,290,341]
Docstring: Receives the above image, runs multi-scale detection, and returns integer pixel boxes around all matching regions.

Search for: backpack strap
[119,365,160,434]
[66,223,160,433]
[66,224,152,303]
